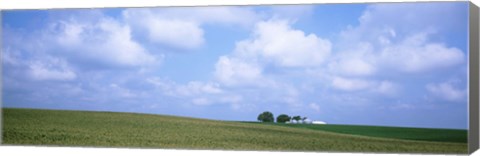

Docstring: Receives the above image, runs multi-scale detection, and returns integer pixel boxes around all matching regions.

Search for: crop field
[2,108,468,154]
[246,122,467,143]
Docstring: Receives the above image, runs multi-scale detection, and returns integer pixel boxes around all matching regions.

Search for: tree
[257,111,274,122]
[276,114,291,123]
[292,115,302,121]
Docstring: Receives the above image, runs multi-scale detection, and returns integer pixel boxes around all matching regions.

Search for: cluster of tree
[257,111,274,122]
[257,111,306,123]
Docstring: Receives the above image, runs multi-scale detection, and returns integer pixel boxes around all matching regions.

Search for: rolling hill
[1,108,468,154]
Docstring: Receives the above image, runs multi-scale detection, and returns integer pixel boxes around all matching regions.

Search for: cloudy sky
[2,2,469,129]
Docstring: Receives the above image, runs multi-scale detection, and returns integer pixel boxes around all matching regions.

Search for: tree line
[257,111,307,123]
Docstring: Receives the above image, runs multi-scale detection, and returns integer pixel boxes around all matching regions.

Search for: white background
[0,0,479,156]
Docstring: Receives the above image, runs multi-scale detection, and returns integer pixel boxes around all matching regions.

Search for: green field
[245,122,467,143]
[1,108,467,154]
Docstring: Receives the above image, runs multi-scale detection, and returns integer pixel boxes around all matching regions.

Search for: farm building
[286,118,324,124]
[312,121,327,124]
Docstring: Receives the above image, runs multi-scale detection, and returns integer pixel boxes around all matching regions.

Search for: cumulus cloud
[213,19,331,88]
[329,58,376,77]
[375,81,398,96]
[331,76,373,91]
[343,60,373,74]
[340,3,466,47]
[109,83,138,98]
[191,98,211,106]
[318,2,467,109]
[235,20,331,67]
[378,32,465,73]
[146,77,238,106]
[49,16,158,68]
[28,58,76,81]
[123,9,204,49]
[360,3,465,35]
[214,56,265,86]
[336,30,465,76]
[426,81,466,102]
[331,77,399,96]
[176,81,223,96]
[123,7,261,49]
[2,3,468,126]
[309,103,321,112]
[147,77,222,97]
[337,3,466,74]
[4,12,160,71]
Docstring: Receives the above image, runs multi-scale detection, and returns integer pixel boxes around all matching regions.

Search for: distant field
[2,108,467,154]
[245,122,467,143]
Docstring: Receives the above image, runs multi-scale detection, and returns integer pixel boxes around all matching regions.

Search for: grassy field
[245,122,467,143]
[2,108,467,154]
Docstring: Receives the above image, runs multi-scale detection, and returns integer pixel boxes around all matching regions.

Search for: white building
[286,117,321,124]
[312,121,327,124]
[303,118,312,124]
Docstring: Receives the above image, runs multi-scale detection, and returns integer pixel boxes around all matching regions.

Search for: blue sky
[2,2,469,129]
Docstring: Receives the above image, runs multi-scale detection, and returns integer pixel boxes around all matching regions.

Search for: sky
[2,2,470,129]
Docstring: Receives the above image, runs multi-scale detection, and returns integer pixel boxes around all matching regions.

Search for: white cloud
[176,81,223,96]
[379,32,465,73]
[123,10,204,49]
[213,19,332,87]
[340,3,466,48]
[360,3,465,34]
[337,3,466,74]
[109,83,138,98]
[426,81,466,102]
[314,2,466,108]
[147,78,223,97]
[50,16,158,68]
[145,20,204,49]
[192,98,211,106]
[214,56,264,86]
[145,77,173,90]
[329,58,376,77]
[235,20,331,67]
[281,86,303,108]
[331,76,373,91]
[2,48,23,66]
[4,4,469,120]
[219,95,243,104]
[29,64,76,81]
[28,58,76,81]
[375,81,398,96]
[123,7,261,49]
[55,21,83,46]
[146,77,242,107]
[283,96,302,108]
[331,77,399,96]
[389,103,414,110]
[326,43,377,77]
[309,103,320,112]
[339,31,465,75]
